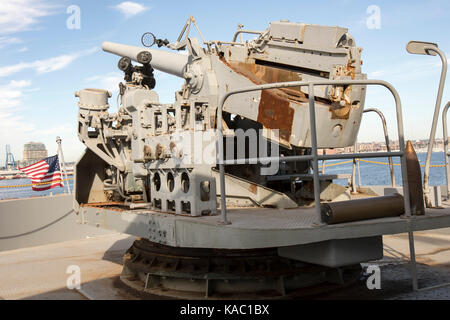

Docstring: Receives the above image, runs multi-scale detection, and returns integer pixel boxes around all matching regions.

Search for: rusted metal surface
[405,141,425,215]
[219,57,299,145]
[248,183,258,195]
[321,194,405,224]
[328,63,358,120]
[226,60,306,100]
[257,89,294,143]
[81,201,125,207]
[220,56,359,147]
[81,202,127,212]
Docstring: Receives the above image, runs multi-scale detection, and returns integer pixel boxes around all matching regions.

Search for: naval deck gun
[75,19,366,214]
[73,18,450,298]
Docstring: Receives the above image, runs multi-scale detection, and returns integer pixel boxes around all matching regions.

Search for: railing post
[216,79,410,219]
[442,102,450,199]
[351,142,358,194]
[308,84,323,224]
[56,136,71,195]
[364,108,396,187]
[422,47,447,206]
[217,95,230,225]
[321,149,326,174]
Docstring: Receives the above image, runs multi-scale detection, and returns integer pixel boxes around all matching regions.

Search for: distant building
[22,142,48,167]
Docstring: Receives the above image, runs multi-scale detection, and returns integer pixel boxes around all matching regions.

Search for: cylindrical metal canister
[75,88,111,112]
[321,194,405,224]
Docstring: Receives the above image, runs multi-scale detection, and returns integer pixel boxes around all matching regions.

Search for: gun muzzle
[102,41,188,78]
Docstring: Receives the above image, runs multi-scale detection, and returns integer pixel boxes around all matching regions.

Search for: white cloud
[18,47,28,53]
[368,70,385,78]
[0,47,98,77]
[0,80,32,110]
[114,2,149,18]
[367,59,442,81]
[34,124,75,137]
[0,0,55,35]
[0,79,84,162]
[9,80,32,88]
[0,36,22,48]
[0,79,36,160]
[84,72,123,94]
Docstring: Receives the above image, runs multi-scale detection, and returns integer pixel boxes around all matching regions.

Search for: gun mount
[70,17,450,299]
[74,19,393,298]
[75,20,366,216]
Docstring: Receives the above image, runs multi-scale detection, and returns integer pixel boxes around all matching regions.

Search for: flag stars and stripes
[19,155,64,191]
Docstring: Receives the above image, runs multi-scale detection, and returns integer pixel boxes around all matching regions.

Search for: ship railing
[217,79,411,226]
[350,108,396,191]
[406,42,447,206]
[441,101,450,198]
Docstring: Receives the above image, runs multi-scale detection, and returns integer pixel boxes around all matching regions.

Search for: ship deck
[80,200,450,249]
[1,231,449,300]
[1,194,450,299]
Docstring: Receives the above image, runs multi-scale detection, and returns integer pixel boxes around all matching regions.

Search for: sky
[0,0,449,164]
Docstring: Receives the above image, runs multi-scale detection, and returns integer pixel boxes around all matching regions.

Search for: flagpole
[56,136,71,194]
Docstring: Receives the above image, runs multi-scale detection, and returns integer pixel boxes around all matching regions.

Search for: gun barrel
[102,41,188,78]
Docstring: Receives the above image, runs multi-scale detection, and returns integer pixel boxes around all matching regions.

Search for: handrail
[217,79,411,225]
[421,47,448,206]
[231,30,263,43]
[442,101,450,198]
[353,108,396,187]
[0,177,73,188]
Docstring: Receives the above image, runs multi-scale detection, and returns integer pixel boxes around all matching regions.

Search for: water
[0,152,446,200]
[0,177,74,200]
[324,152,446,187]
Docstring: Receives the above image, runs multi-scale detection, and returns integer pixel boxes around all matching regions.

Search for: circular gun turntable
[120,238,362,299]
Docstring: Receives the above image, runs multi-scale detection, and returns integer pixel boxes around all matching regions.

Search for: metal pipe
[222,151,404,165]
[56,136,71,194]
[217,96,229,225]
[407,221,419,291]
[217,79,412,223]
[364,108,396,187]
[320,151,405,160]
[308,83,323,224]
[101,41,189,78]
[232,30,263,43]
[205,40,245,46]
[321,149,326,174]
[351,142,357,194]
[321,194,405,224]
[442,102,450,198]
[357,156,362,187]
[423,47,448,206]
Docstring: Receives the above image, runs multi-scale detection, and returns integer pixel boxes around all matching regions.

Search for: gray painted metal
[359,108,395,187]
[0,195,113,252]
[78,203,450,250]
[442,101,450,198]
[73,22,450,292]
[407,44,448,206]
[216,79,412,224]
[277,236,383,268]
[102,41,188,77]
[76,21,369,223]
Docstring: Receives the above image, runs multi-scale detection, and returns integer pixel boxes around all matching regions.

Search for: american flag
[19,155,64,191]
